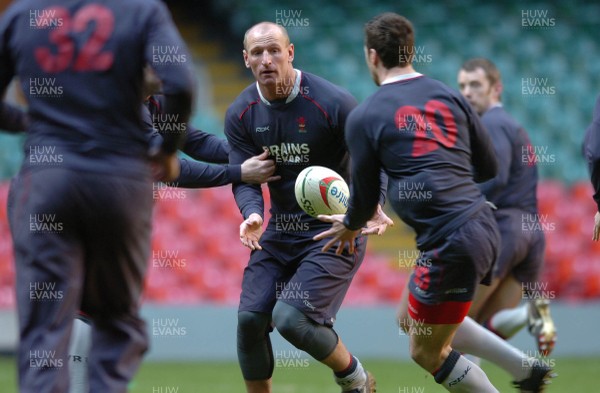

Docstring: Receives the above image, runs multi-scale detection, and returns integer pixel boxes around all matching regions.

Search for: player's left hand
[363,204,394,236]
[593,211,600,241]
[313,214,360,255]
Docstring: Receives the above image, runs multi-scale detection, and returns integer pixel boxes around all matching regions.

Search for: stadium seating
[0,0,599,307]
[0,179,599,308]
[205,0,598,184]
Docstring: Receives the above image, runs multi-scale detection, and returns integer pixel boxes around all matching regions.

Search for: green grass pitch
[0,356,597,392]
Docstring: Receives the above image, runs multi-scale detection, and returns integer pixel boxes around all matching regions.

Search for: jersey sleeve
[378,169,388,207]
[478,118,512,197]
[463,98,498,182]
[144,2,194,154]
[224,105,264,219]
[336,90,388,207]
[0,7,18,131]
[175,158,236,188]
[150,95,229,163]
[335,91,359,139]
[182,125,230,164]
[343,107,382,230]
[584,95,600,211]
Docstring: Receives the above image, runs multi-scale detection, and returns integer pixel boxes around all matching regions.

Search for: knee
[408,343,428,366]
[238,311,270,341]
[409,340,445,372]
[272,301,301,340]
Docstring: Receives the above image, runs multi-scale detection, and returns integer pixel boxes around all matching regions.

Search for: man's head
[364,13,415,85]
[458,58,502,115]
[242,22,295,97]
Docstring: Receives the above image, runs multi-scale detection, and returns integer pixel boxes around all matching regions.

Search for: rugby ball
[294,166,350,217]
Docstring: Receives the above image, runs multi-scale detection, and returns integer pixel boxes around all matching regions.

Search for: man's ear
[242,50,250,68]
[493,81,503,99]
[288,43,295,63]
[368,48,379,67]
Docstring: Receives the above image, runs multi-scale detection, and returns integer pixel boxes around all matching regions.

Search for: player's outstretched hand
[363,204,394,236]
[593,211,600,241]
[150,152,181,182]
[313,214,360,255]
[240,213,264,250]
[241,150,281,184]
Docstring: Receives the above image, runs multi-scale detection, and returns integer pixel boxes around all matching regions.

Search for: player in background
[583,94,600,240]
[458,58,556,357]
[0,1,194,392]
[225,22,392,393]
[315,13,554,392]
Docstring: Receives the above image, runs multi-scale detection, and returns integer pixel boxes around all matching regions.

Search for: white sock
[464,354,481,366]
[436,350,498,392]
[334,357,367,390]
[68,316,92,393]
[486,304,528,339]
[453,317,532,381]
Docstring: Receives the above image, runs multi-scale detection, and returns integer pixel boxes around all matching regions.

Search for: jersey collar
[256,69,302,106]
[381,72,423,85]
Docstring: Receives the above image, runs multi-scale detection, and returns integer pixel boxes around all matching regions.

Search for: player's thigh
[476,275,523,323]
[407,208,499,325]
[239,245,294,314]
[281,236,367,326]
[468,279,502,321]
[10,169,86,309]
[492,209,531,280]
[514,230,546,289]
[80,174,153,319]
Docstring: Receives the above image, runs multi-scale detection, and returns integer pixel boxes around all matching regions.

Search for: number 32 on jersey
[34,4,115,73]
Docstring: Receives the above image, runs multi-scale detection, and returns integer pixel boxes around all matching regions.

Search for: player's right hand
[313,214,360,255]
[150,152,181,182]
[241,150,281,184]
[240,213,264,250]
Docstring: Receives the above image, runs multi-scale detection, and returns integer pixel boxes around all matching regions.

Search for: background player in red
[458,58,556,357]
[316,12,554,392]
[0,1,194,392]
[225,22,392,393]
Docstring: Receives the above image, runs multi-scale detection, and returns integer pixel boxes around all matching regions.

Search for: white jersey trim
[381,72,423,85]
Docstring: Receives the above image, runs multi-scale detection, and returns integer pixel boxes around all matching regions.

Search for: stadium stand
[0,0,599,308]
